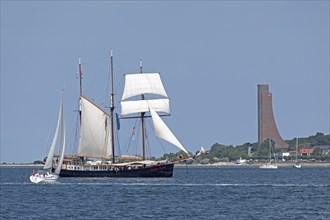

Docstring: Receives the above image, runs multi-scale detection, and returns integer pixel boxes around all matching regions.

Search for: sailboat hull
[293,164,302,168]
[30,171,58,184]
[59,163,174,178]
[259,164,278,169]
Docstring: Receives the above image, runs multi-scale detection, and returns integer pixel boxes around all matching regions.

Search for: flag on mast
[79,58,83,78]
[116,113,120,130]
[132,126,136,141]
[80,67,83,78]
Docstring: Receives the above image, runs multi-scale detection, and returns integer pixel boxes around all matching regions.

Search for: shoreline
[175,162,330,167]
[1,162,329,168]
[0,164,43,167]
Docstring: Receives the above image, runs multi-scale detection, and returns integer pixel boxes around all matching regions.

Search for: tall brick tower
[258,84,288,148]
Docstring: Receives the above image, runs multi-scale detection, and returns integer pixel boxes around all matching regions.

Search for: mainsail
[121,73,188,155]
[44,95,63,170]
[78,96,111,158]
[44,92,66,175]
[55,97,66,175]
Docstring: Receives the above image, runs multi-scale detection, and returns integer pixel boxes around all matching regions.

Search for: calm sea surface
[0,166,329,219]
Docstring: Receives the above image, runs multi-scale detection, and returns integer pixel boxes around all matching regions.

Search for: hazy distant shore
[176,162,330,167]
[0,164,43,167]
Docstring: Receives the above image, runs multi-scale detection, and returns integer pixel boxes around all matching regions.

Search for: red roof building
[299,148,314,156]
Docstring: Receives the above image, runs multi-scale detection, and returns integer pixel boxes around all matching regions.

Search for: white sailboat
[259,139,278,169]
[30,92,66,183]
[293,138,302,168]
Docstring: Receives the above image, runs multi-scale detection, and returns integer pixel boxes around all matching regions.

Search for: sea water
[0,166,329,219]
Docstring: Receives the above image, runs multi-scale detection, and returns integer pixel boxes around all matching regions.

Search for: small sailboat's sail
[44,96,63,170]
[149,106,188,154]
[122,73,168,100]
[78,96,111,158]
[55,99,66,175]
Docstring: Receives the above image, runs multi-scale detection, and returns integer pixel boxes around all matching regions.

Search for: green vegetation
[285,132,329,150]
[159,133,330,163]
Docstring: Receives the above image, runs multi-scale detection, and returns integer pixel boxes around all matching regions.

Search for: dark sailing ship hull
[59,163,174,178]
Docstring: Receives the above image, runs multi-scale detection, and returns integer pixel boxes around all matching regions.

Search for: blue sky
[1,1,329,163]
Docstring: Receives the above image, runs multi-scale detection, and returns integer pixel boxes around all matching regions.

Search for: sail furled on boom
[78,96,111,158]
[149,106,188,154]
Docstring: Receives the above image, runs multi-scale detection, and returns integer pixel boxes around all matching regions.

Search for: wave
[1,182,329,187]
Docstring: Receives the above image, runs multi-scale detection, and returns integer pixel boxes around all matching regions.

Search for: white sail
[78,96,111,158]
[44,96,63,170]
[149,106,188,154]
[122,73,168,100]
[121,99,170,116]
[55,99,66,175]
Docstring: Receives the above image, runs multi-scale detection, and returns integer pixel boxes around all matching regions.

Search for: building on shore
[299,148,314,156]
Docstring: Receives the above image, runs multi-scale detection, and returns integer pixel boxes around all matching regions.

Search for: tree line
[159,132,330,163]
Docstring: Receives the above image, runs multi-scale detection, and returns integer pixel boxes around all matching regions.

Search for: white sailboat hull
[259,164,278,169]
[293,164,302,168]
[30,171,58,184]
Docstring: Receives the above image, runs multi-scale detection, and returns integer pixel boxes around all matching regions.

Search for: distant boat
[293,138,302,169]
[30,92,66,183]
[235,157,247,164]
[57,52,203,178]
[259,140,278,169]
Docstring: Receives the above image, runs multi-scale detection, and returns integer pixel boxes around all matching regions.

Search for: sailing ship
[58,51,197,178]
[293,138,302,168]
[30,92,66,183]
[259,139,278,169]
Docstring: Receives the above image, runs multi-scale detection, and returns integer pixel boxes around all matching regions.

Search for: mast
[140,59,147,160]
[79,58,83,96]
[78,58,83,156]
[110,50,116,164]
[295,138,298,162]
[269,139,272,163]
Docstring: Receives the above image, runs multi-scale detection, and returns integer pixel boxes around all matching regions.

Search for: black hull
[59,163,174,178]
